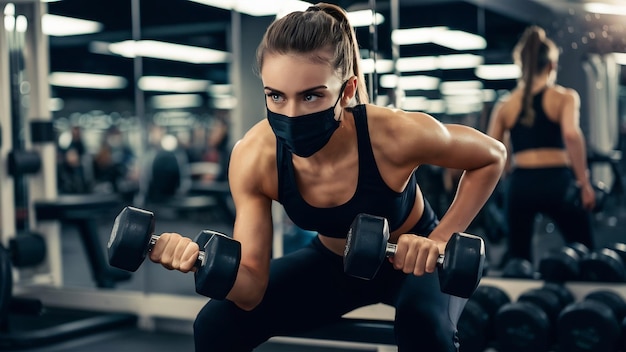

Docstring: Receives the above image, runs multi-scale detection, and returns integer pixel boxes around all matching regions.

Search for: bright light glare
[188,0,311,17]
[475,64,521,80]
[49,72,127,89]
[584,2,626,16]
[361,59,395,74]
[42,14,103,36]
[108,40,231,64]
[392,26,486,50]
[347,10,385,27]
[138,76,211,93]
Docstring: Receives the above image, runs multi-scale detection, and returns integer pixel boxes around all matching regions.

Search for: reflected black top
[510,89,565,153]
[276,104,417,238]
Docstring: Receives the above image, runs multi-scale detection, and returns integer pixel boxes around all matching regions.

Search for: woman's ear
[342,76,358,105]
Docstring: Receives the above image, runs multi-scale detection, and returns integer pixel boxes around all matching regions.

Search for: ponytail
[513,25,558,127]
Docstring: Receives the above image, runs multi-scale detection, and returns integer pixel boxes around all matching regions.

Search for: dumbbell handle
[386,243,445,265]
[149,234,206,265]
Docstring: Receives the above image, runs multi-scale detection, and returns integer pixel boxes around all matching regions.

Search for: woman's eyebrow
[264,85,328,95]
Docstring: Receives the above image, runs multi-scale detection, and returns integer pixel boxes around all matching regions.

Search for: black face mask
[267,82,347,157]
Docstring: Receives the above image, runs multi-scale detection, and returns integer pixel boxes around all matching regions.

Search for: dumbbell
[558,290,626,352]
[494,283,574,352]
[107,206,241,300]
[343,213,485,299]
[538,242,589,282]
[564,180,609,213]
[457,285,511,352]
[501,258,537,279]
[579,248,626,282]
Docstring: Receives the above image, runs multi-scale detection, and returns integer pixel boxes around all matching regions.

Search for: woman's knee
[193,300,264,351]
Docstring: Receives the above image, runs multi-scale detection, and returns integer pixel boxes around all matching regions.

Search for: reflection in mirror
[5,3,31,233]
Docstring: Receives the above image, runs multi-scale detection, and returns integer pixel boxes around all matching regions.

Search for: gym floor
[13,191,626,352]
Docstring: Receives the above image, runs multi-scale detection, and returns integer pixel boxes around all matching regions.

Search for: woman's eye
[267,93,282,102]
[304,94,320,102]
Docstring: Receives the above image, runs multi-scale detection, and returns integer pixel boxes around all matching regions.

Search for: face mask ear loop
[334,80,349,121]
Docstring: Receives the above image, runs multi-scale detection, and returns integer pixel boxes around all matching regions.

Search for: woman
[150,3,505,351]
[487,25,595,265]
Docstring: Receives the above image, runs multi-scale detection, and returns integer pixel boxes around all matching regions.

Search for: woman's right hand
[149,232,200,273]
[580,182,596,212]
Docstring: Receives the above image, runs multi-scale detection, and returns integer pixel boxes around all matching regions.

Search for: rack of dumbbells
[459,241,626,352]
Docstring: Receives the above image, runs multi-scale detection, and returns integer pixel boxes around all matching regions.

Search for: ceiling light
[438,54,483,69]
[426,99,445,114]
[49,72,127,89]
[392,26,486,50]
[584,2,626,16]
[380,74,440,91]
[347,10,385,27]
[361,59,395,74]
[208,84,232,95]
[392,26,448,46]
[151,94,204,109]
[475,64,521,80]
[108,40,231,64]
[396,57,438,72]
[432,30,486,50]
[188,0,311,17]
[42,14,103,36]
[401,97,429,111]
[440,80,483,94]
[138,76,211,93]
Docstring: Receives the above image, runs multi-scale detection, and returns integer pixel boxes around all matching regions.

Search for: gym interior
[1,0,626,351]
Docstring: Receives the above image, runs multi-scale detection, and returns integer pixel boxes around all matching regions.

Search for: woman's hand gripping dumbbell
[343,213,486,299]
[107,206,241,300]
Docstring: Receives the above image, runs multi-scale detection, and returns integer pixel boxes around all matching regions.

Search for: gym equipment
[343,213,485,299]
[0,245,12,331]
[538,243,588,282]
[107,206,241,300]
[558,290,626,352]
[35,194,132,288]
[8,233,46,268]
[579,248,626,282]
[563,179,609,213]
[457,285,510,352]
[501,258,536,279]
[494,283,574,352]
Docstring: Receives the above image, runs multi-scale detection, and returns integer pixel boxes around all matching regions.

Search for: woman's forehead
[261,53,338,90]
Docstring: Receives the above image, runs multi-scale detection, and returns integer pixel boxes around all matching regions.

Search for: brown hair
[512,25,559,126]
[255,3,369,104]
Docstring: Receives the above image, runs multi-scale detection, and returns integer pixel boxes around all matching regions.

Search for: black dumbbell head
[579,248,626,282]
[108,206,155,272]
[343,213,389,280]
[501,258,535,279]
[195,231,241,300]
[558,299,622,352]
[439,233,485,299]
[538,246,580,282]
[495,300,551,352]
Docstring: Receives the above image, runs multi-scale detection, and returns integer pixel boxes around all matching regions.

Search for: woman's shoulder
[231,120,276,169]
[545,85,579,99]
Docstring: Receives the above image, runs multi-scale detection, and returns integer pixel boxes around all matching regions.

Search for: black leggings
[505,167,594,261]
[194,200,466,351]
